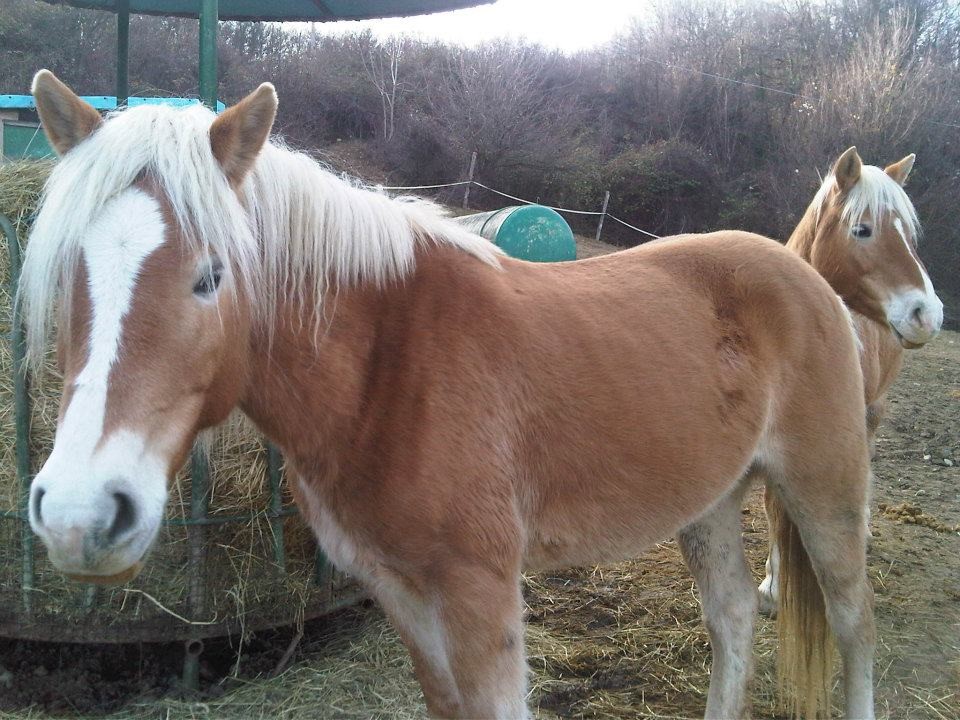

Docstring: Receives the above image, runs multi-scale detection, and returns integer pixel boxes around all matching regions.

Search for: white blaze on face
[29,189,170,574]
[883,217,943,345]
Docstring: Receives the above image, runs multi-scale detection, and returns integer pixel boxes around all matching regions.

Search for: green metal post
[116,0,130,106]
[183,446,210,692]
[314,545,331,589]
[198,0,219,110]
[3,213,33,614]
[267,444,286,570]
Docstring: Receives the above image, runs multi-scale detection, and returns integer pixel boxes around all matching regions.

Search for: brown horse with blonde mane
[24,73,877,719]
[759,147,943,614]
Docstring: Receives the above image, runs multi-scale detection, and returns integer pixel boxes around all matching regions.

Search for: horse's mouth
[890,324,925,350]
[66,561,143,586]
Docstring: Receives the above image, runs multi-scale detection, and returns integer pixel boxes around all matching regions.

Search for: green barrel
[455,205,576,262]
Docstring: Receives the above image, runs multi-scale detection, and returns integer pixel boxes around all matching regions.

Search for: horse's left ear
[884,154,915,186]
[209,83,277,186]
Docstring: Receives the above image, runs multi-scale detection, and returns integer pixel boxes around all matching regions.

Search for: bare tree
[783,10,949,167]
[360,34,407,142]
[422,40,581,178]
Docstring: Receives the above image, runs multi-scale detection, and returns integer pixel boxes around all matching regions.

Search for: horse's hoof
[757,581,777,618]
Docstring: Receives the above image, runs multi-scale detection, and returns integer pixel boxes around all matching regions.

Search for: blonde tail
[769,492,835,718]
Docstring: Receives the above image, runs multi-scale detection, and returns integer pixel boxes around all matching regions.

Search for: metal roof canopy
[41,0,493,108]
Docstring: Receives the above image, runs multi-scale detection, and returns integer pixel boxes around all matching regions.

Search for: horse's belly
[520,448,756,571]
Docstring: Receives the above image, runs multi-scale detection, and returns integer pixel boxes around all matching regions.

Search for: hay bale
[0,161,350,643]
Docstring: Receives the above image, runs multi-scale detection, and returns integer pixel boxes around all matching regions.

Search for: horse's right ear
[31,70,102,156]
[833,146,862,192]
[209,83,278,187]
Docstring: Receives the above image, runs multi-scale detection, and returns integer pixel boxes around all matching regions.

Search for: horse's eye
[193,262,223,296]
[851,224,872,239]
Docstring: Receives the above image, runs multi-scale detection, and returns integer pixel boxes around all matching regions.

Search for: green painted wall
[2,122,54,161]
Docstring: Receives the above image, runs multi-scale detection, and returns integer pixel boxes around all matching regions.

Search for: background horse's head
[789,146,943,348]
[22,71,276,582]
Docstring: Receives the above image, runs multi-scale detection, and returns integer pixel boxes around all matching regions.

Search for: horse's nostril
[32,488,45,526]
[912,305,925,326]
[107,492,137,544]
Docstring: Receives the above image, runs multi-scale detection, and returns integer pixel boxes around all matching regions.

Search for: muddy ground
[0,303,957,718]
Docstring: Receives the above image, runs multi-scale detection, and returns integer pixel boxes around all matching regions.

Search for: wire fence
[379,177,661,241]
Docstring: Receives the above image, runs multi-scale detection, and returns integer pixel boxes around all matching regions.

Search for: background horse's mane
[813,163,920,239]
[20,102,500,366]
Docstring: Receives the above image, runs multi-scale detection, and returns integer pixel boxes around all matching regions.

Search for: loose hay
[0,161,351,643]
[130,486,957,719]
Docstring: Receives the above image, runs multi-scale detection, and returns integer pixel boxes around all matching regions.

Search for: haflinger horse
[24,70,876,719]
[758,147,944,615]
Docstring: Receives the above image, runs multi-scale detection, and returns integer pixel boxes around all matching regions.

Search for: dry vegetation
[3,0,959,322]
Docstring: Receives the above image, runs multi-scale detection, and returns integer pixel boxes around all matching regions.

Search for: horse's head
[22,71,277,583]
[796,146,942,348]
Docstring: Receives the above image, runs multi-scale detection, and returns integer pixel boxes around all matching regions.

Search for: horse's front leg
[375,559,529,719]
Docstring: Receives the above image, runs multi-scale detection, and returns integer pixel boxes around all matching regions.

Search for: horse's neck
[853,313,905,404]
[237,244,492,479]
[785,203,818,262]
[239,281,380,470]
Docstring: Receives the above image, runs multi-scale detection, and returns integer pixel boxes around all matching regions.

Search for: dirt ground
[0,248,957,719]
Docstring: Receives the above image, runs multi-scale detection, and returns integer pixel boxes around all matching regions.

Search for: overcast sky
[317,0,647,52]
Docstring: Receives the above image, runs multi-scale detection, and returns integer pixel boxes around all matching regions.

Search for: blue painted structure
[0,95,226,112]
[1,95,226,161]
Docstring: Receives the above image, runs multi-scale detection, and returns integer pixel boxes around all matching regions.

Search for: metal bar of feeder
[183,446,210,692]
[315,545,330,588]
[164,506,298,526]
[3,213,34,614]
[267,443,285,570]
[116,0,130,106]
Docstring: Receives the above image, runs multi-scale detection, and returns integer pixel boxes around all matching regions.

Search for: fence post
[462,151,477,209]
[595,190,611,243]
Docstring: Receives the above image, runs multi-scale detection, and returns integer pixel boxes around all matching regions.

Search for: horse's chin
[66,561,144,586]
[890,323,928,350]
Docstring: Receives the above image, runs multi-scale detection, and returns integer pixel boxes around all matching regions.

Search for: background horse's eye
[851,224,872,240]
[193,262,223,296]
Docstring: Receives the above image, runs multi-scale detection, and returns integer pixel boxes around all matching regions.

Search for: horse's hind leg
[678,483,757,719]
[775,452,876,719]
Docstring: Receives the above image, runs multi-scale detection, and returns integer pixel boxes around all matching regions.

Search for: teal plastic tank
[454,205,576,262]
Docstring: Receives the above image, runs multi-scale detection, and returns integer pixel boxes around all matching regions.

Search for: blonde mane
[813,163,920,239]
[20,103,501,366]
